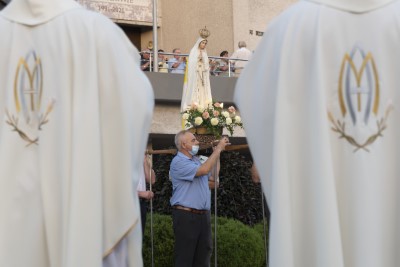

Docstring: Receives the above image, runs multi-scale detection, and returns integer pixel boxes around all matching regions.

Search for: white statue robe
[235,0,400,266]
[0,0,154,266]
[181,38,213,112]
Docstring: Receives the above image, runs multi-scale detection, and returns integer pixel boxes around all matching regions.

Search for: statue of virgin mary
[180,27,213,111]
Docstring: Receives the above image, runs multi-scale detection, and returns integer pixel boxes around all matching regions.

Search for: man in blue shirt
[170,130,229,267]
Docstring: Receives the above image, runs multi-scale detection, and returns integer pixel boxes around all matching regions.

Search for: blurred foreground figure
[235,0,400,267]
[0,0,154,266]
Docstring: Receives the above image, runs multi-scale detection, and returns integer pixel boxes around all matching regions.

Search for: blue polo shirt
[170,152,211,210]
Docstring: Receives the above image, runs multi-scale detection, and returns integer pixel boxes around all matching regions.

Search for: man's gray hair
[238,41,247,48]
[175,130,189,150]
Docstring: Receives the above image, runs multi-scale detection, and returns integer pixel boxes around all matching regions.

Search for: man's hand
[215,137,230,152]
[250,164,260,184]
[196,137,230,177]
[208,179,219,189]
[139,190,154,200]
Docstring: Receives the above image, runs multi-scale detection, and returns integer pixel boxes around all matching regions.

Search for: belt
[173,205,208,215]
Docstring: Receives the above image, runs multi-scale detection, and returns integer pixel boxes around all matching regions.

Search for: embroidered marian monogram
[5,51,54,146]
[328,46,393,152]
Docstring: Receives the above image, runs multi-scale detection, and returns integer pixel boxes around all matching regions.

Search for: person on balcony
[168,48,186,74]
[140,50,152,71]
[230,41,252,76]
[158,49,169,73]
[215,50,233,77]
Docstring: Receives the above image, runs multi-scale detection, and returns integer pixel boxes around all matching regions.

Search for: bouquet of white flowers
[182,101,243,138]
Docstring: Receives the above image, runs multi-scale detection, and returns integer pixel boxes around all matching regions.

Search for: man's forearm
[196,148,221,176]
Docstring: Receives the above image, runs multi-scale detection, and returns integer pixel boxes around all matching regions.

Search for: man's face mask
[189,145,199,156]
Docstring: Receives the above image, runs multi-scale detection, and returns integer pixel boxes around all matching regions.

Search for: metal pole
[148,154,155,267]
[213,157,219,267]
[149,53,153,73]
[261,189,268,267]
[152,0,158,72]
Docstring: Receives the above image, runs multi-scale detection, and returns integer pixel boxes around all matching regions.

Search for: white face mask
[189,145,199,156]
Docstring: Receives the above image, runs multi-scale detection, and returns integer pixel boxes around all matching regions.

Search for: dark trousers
[264,197,271,229]
[172,209,212,267]
[263,196,271,265]
[139,199,148,236]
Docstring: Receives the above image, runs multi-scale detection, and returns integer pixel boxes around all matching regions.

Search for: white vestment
[0,0,154,266]
[181,38,213,111]
[235,0,400,266]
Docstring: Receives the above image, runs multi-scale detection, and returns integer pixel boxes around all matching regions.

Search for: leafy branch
[5,109,38,146]
[328,107,392,153]
[5,99,55,146]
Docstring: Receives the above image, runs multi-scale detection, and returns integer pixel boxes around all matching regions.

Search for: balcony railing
[140,52,248,77]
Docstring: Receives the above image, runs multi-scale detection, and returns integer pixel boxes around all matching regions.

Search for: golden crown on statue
[199,26,210,39]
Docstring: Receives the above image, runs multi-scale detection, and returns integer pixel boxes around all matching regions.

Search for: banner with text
[78,0,153,24]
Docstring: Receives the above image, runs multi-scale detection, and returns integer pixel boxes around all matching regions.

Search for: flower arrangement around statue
[182,101,243,139]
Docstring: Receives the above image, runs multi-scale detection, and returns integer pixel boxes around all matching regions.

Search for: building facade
[77,0,297,56]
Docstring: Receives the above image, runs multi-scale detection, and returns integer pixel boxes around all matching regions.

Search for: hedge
[210,216,265,267]
[142,213,267,267]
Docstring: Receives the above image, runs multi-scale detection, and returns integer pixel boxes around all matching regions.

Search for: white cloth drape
[0,0,154,266]
[235,1,400,267]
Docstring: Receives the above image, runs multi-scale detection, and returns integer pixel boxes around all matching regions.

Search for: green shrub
[143,213,266,267]
[142,213,174,267]
[252,221,269,266]
[253,221,268,244]
[211,216,265,267]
